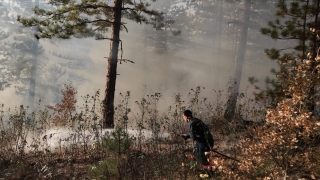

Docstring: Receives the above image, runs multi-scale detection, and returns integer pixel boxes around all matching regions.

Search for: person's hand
[180,134,189,140]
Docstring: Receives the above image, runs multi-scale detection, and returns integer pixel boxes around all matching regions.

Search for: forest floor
[0,151,101,180]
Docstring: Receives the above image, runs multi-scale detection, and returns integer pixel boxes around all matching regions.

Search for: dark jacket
[188,118,214,147]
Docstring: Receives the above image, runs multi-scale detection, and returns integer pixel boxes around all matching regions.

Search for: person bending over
[181,110,214,177]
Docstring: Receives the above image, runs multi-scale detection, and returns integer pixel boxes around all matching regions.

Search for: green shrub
[88,158,118,180]
[103,127,133,156]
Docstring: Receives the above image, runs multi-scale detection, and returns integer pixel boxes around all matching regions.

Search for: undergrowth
[0,82,319,180]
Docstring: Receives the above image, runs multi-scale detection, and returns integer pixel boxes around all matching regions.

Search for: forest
[1,0,320,179]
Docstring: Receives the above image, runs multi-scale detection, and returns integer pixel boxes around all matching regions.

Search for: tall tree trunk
[232,9,241,72]
[217,0,223,57]
[301,0,309,59]
[143,25,148,85]
[215,0,223,87]
[224,0,251,120]
[159,15,168,91]
[104,0,122,128]
[312,0,320,61]
[27,0,39,112]
[28,39,37,111]
[308,0,320,113]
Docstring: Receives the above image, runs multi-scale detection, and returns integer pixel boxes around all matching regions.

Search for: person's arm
[189,121,199,141]
[180,133,190,140]
[180,121,193,140]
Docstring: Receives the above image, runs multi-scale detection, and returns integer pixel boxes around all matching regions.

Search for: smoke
[0,86,24,107]
[0,0,279,117]
[23,128,170,153]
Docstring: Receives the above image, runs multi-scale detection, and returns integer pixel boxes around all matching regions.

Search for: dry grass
[1,84,318,180]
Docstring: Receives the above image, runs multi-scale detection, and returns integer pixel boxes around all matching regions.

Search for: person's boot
[203,169,213,178]
[202,165,213,178]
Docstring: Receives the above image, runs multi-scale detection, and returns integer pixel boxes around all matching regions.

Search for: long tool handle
[211,149,241,162]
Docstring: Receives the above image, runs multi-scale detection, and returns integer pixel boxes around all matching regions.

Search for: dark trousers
[193,142,210,165]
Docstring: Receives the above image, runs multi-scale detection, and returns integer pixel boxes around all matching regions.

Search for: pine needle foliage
[253,0,320,112]
[17,0,163,128]
[17,0,162,40]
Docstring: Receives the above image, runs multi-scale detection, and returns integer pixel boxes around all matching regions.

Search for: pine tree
[224,0,252,120]
[256,0,320,113]
[0,0,48,101]
[17,0,162,128]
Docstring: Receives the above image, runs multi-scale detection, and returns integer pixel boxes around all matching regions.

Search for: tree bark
[224,0,251,120]
[104,0,122,128]
[28,39,37,111]
[215,0,223,87]
[28,0,39,112]
[308,0,320,113]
